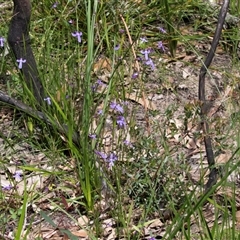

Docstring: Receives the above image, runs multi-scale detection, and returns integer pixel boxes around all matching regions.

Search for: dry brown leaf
[42,229,58,239]
[63,234,69,240]
[126,92,156,110]
[71,229,88,237]
[106,228,116,240]
[148,218,164,228]
[236,210,240,230]
[78,215,89,227]
[94,57,112,73]
[236,211,240,223]
[183,55,197,62]
[215,151,231,164]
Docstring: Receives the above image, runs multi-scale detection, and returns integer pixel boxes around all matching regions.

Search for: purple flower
[119,29,125,34]
[2,184,12,191]
[89,134,97,139]
[0,37,5,47]
[157,41,165,52]
[108,153,118,170]
[44,97,51,105]
[140,49,151,60]
[145,58,155,70]
[149,237,156,240]
[91,84,97,92]
[132,72,139,79]
[114,44,120,51]
[116,116,126,128]
[157,27,166,34]
[97,109,103,115]
[94,150,108,159]
[95,151,118,170]
[52,2,59,8]
[140,37,148,43]
[96,79,104,85]
[13,170,22,181]
[16,58,26,69]
[123,140,133,147]
[68,19,73,24]
[72,31,83,43]
[92,79,106,91]
[110,101,124,114]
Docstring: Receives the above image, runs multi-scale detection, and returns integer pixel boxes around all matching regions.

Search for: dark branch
[8,0,44,104]
[198,0,230,192]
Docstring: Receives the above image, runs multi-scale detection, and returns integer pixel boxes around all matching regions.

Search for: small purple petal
[110,101,124,114]
[96,79,104,85]
[72,31,83,43]
[44,97,51,105]
[94,150,108,159]
[92,79,106,92]
[158,27,166,34]
[145,58,155,70]
[13,170,22,181]
[68,19,73,24]
[123,140,133,147]
[52,2,59,8]
[2,184,12,191]
[157,41,165,52]
[89,134,97,139]
[136,56,142,61]
[0,37,5,47]
[91,84,97,92]
[132,72,139,79]
[108,153,118,162]
[96,79,106,87]
[16,58,26,69]
[108,153,118,170]
[114,44,120,51]
[140,49,151,60]
[97,109,103,115]
[140,37,148,43]
[110,101,117,109]
[116,116,126,128]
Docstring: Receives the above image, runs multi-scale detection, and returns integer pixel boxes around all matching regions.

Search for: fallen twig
[0,90,80,146]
